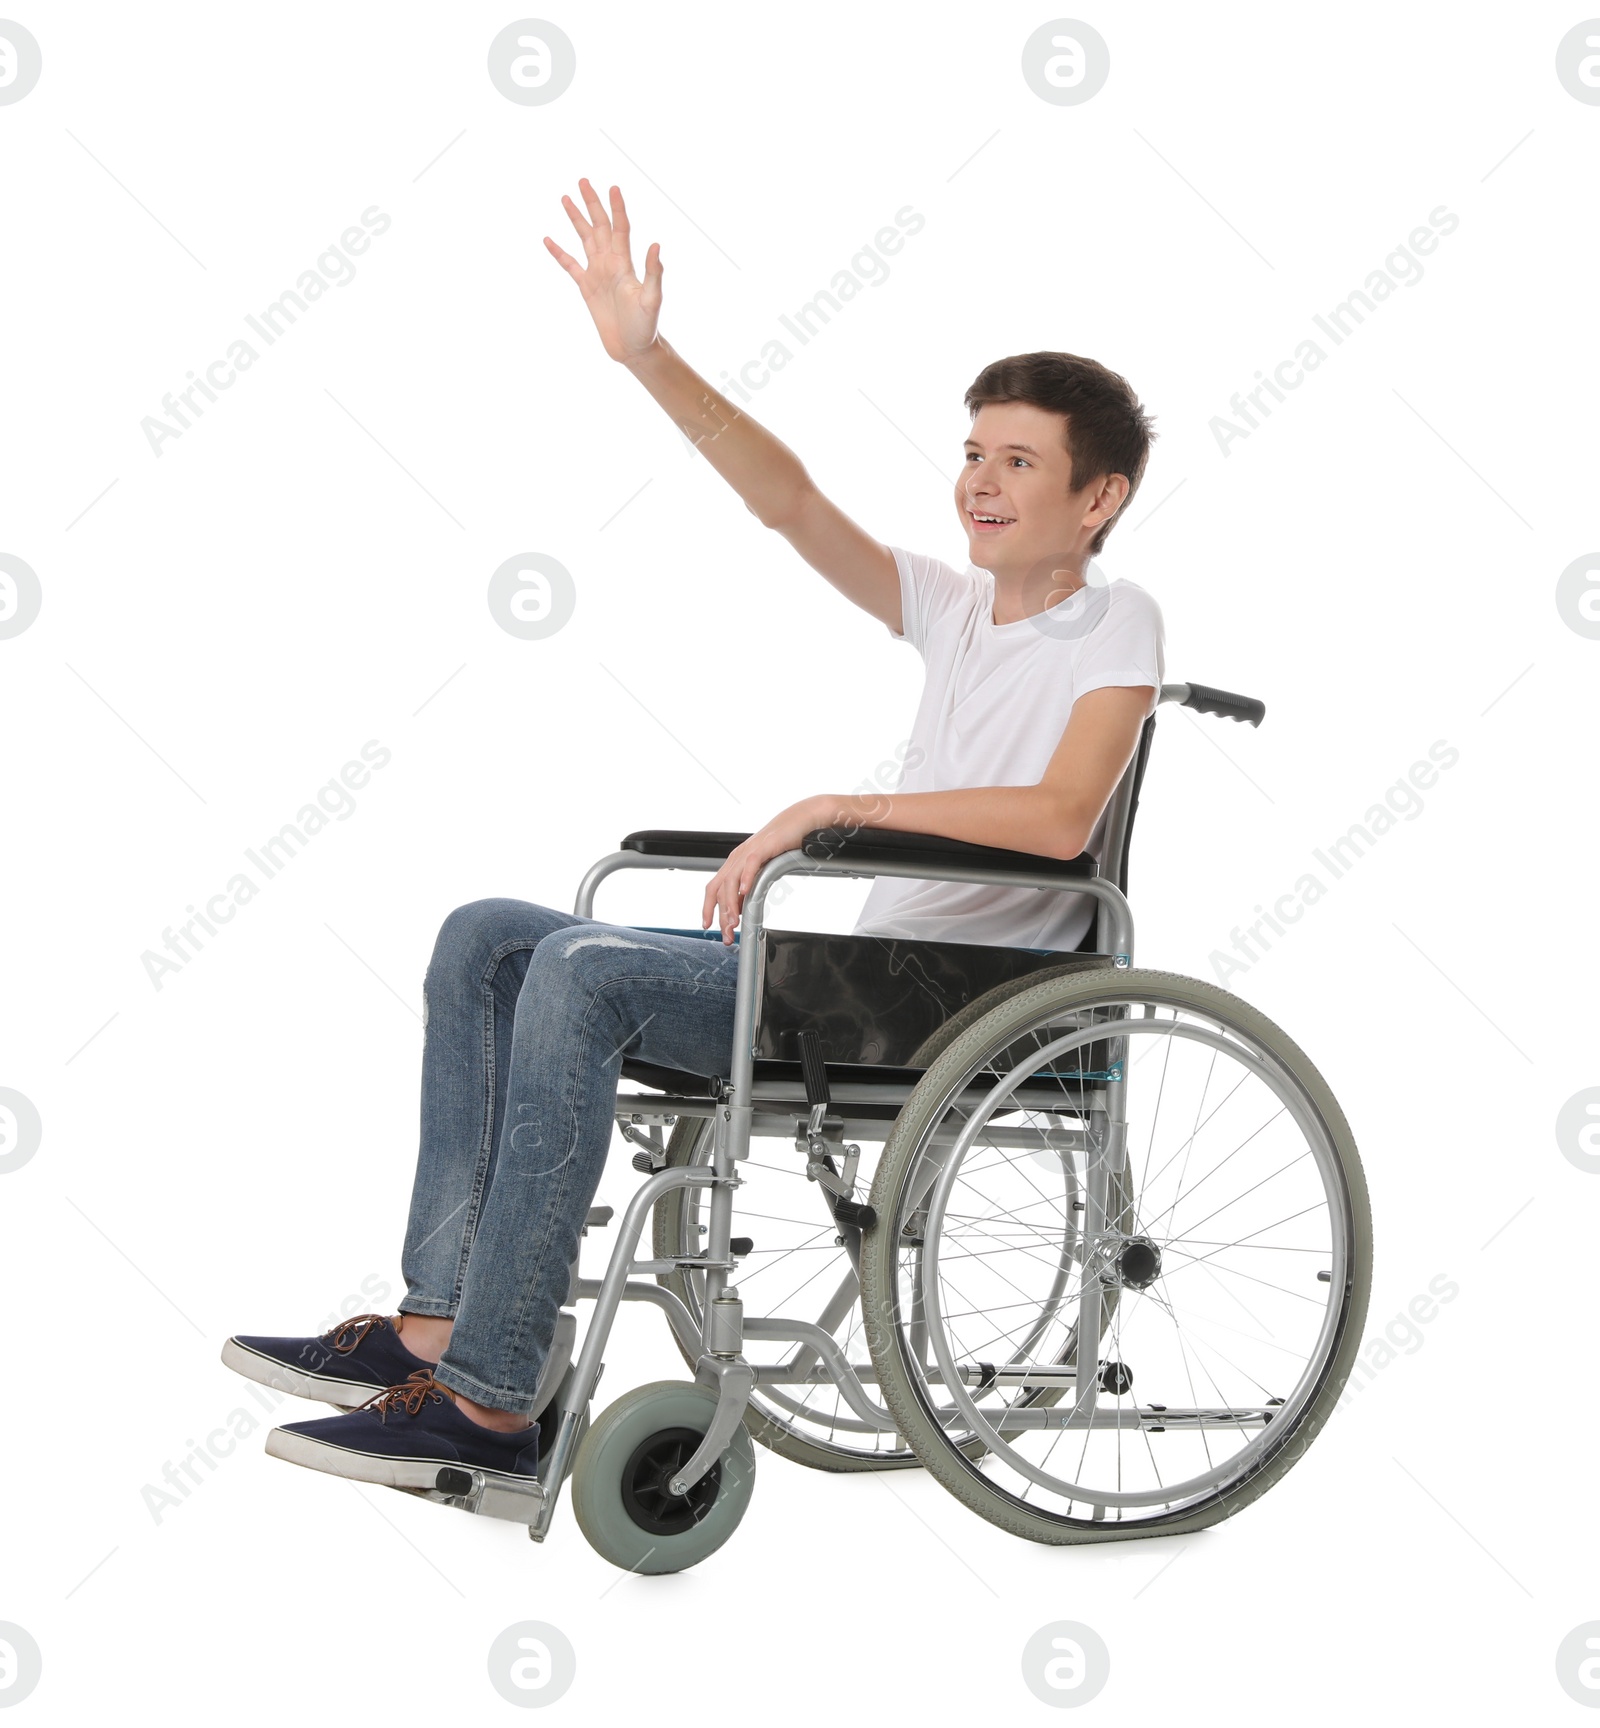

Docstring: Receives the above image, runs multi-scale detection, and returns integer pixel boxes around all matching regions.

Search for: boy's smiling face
[955,400,1124,587]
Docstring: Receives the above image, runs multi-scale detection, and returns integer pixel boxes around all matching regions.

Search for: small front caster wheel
[570,1381,756,1574]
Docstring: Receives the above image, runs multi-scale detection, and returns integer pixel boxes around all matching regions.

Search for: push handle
[1162,681,1265,727]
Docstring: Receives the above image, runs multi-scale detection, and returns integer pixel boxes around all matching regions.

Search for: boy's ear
[1085,472,1130,525]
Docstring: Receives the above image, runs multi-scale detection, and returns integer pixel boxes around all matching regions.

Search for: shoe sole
[265,1426,538,1498]
[220,1337,379,1410]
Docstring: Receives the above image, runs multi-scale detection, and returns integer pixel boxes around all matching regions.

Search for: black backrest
[1072,710,1158,954]
[1109,710,1159,897]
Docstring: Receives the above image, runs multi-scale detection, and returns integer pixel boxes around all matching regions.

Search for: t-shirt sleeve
[887,545,973,654]
[1072,583,1166,715]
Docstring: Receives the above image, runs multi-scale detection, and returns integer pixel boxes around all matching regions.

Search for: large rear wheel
[861,967,1371,1544]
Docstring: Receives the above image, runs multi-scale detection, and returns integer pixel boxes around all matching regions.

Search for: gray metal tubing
[743,1319,1024,1434]
[762,1267,859,1386]
[563,839,1137,1490]
[574,1275,701,1358]
[574,849,1133,962]
[701,1105,737,1308]
[614,1094,713,1119]
[533,1162,719,1530]
[709,851,1132,1301]
[574,850,728,919]
[1069,1106,1108,1425]
[913,1026,1112,1459]
[612,1096,1088,1151]
[993,1405,1271,1433]
[728,852,1133,1137]
[741,1317,897,1429]
[574,841,1132,1201]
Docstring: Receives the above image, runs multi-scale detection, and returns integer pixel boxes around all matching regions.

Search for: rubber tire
[653,1117,925,1474]
[570,1381,756,1574]
[861,966,1372,1545]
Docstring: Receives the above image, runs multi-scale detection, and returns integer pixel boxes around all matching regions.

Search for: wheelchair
[410,681,1372,1573]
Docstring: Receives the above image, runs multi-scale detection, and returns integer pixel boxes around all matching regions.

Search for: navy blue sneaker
[266,1370,541,1494]
[221,1313,435,1409]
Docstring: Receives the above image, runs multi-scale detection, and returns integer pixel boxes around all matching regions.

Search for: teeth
[973,514,1012,523]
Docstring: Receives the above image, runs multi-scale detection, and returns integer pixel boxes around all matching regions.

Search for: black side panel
[755,929,1114,1067]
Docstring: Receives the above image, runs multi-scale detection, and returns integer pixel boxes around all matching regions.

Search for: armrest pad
[621,829,751,860]
[800,827,1096,881]
[619,826,1097,882]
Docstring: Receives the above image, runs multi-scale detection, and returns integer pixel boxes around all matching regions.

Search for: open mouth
[968,510,1015,533]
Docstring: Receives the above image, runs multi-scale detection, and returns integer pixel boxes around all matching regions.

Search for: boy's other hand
[702,796,832,945]
[544,178,663,365]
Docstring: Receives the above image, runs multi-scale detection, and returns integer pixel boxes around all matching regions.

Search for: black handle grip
[1180,683,1265,727]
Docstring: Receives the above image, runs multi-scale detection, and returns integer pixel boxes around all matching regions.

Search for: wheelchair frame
[418,680,1348,1552]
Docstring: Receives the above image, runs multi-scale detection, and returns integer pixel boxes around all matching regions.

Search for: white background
[2,1,1597,1720]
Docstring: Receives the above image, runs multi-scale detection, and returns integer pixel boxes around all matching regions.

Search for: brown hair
[964,352,1156,554]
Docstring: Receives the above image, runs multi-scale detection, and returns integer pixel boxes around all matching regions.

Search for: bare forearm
[704,785,1086,941]
[623,335,808,527]
[808,785,1091,861]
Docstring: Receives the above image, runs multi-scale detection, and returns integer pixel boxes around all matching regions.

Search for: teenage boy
[223,178,1165,1501]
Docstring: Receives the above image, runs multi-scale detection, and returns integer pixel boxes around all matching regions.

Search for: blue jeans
[400,899,740,1415]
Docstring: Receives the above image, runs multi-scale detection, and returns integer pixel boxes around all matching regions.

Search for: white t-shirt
[851,545,1166,952]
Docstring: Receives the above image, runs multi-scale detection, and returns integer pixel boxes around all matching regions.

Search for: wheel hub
[1114,1235,1162,1290]
[620,1427,722,1535]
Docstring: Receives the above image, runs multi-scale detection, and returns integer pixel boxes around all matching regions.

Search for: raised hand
[543,178,663,364]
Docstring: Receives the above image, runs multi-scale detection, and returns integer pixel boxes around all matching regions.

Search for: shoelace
[322,1313,393,1354]
[358,1369,455,1422]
